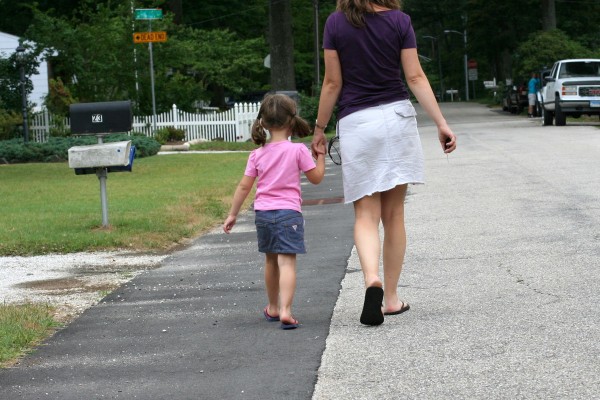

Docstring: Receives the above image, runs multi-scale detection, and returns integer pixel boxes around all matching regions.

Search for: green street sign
[135,9,163,20]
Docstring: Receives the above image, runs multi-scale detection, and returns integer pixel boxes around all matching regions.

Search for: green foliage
[514,30,596,78]
[27,3,137,104]
[45,78,77,116]
[166,27,268,105]
[0,109,23,141]
[155,126,186,145]
[0,134,161,164]
[0,48,38,113]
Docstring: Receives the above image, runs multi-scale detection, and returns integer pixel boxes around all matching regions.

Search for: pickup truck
[537,59,600,126]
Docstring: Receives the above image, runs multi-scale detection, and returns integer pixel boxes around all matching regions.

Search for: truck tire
[555,97,566,126]
[542,105,553,126]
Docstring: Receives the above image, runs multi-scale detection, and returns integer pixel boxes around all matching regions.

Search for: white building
[0,31,50,111]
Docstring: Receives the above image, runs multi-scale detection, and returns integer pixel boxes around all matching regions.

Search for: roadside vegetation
[0,303,59,368]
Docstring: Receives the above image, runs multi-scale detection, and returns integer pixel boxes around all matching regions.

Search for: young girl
[223,94,326,330]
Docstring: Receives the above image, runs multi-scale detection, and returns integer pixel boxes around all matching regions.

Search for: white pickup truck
[537,59,600,126]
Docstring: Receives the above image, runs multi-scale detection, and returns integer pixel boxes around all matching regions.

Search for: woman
[311,0,457,326]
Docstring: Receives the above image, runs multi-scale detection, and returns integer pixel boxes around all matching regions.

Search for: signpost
[134,9,163,20]
[133,31,167,44]
[133,9,164,134]
[468,59,478,99]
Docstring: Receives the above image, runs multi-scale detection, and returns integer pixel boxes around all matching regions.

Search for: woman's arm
[312,49,343,158]
[401,48,456,153]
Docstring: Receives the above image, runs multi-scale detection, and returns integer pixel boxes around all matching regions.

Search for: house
[0,31,50,111]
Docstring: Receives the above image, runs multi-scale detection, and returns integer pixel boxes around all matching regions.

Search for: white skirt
[339,100,424,203]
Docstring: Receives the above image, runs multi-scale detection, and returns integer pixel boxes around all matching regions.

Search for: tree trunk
[541,0,556,30]
[269,0,296,91]
[168,0,183,25]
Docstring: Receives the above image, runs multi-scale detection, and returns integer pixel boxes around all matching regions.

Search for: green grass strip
[0,303,59,367]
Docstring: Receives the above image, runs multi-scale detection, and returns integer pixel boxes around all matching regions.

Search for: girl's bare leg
[381,184,408,313]
[264,253,280,317]
[353,193,383,289]
[277,254,297,323]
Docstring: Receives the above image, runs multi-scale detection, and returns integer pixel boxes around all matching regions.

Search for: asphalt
[1,103,599,400]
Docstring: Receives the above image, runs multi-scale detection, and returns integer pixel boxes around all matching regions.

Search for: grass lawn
[0,152,251,256]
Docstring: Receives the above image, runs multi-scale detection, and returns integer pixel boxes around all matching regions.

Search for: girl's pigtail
[291,114,311,138]
[251,118,267,146]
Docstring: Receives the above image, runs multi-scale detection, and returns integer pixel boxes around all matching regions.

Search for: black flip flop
[360,286,384,326]
[384,302,410,316]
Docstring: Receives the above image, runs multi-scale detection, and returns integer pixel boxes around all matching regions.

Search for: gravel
[0,251,168,321]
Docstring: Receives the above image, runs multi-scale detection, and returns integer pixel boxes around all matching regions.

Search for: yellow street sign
[133,31,167,44]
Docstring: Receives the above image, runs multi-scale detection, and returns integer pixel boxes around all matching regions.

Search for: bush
[154,126,186,145]
[0,133,161,164]
[0,110,23,141]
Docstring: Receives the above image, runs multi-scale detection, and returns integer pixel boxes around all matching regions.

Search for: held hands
[311,130,327,159]
[313,140,326,158]
[223,215,237,234]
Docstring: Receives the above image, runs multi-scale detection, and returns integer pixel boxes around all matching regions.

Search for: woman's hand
[311,130,327,158]
[439,125,457,154]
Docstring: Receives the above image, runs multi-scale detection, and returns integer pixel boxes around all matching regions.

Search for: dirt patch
[17,277,119,294]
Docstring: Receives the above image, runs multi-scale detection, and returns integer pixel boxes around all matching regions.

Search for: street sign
[468,68,478,81]
[135,9,163,20]
[133,31,167,44]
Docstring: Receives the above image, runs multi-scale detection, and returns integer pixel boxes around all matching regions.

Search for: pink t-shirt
[244,141,316,212]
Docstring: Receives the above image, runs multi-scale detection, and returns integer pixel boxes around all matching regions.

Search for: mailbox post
[68,101,134,228]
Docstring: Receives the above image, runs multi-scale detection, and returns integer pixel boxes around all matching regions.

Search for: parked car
[537,59,600,126]
[502,81,528,114]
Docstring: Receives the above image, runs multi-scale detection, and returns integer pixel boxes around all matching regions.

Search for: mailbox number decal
[92,114,103,123]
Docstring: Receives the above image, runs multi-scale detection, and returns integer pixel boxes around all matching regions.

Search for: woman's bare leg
[264,253,280,317]
[353,193,383,289]
[277,253,297,323]
[381,184,408,313]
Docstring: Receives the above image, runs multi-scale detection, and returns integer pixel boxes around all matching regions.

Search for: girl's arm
[401,48,457,154]
[305,150,326,184]
[223,175,256,233]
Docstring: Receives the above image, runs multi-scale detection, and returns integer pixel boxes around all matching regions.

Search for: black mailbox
[70,100,132,135]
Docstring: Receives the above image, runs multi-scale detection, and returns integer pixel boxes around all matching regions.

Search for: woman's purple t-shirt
[323,10,417,119]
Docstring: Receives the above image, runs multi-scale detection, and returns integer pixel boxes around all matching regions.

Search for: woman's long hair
[337,0,401,28]
[251,94,311,146]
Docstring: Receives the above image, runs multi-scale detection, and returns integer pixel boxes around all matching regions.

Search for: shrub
[0,110,23,141]
[154,126,186,145]
[0,133,161,164]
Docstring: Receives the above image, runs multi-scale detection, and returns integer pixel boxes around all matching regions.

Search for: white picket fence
[29,103,260,143]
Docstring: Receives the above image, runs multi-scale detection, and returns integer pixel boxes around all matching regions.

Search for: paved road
[1,103,599,399]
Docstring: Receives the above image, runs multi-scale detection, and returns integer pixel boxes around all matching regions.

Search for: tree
[269,0,296,91]
[541,0,556,30]
[0,49,37,112]
[514,29,595,78]
[24,2,267,114]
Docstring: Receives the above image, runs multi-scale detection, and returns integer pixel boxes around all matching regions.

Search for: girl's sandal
[280,318,299,330]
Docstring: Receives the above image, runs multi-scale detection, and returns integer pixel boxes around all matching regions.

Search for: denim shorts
[255,210,306,254]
